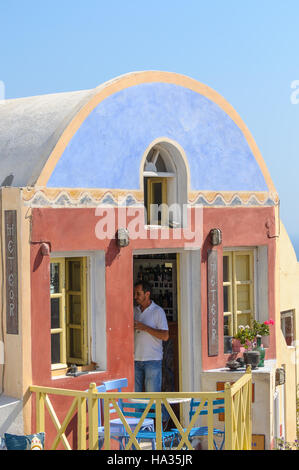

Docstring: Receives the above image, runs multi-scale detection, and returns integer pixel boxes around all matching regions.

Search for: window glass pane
[224,316,231,336]
[237,285,250,311]
[69,295,81,325]
[152,182,162,205]
[69,329,82,359]
[235,255,250,281]
[281,313,294,346]
[149,182,163,225]
[223,286,229,312]
[155,154,167,172]
[223,256,229,283]
[51,298,60,329]
[237,313,251,329]
[50,263,60,294]
[51,333,61,364]
[68,261,81,292]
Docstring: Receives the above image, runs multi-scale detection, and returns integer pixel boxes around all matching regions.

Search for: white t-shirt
[134,301,169,361]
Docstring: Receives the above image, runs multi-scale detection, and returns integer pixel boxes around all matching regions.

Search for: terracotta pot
[232,339,241,352]
[243,350,260,369]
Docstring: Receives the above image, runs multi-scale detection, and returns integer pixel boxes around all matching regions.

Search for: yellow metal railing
[224,366,252,450]
[29,366,252,450]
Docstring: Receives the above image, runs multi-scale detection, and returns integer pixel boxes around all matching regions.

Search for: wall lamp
[210,228,222,246]
[116,228,130,248]
[41,242,51,256]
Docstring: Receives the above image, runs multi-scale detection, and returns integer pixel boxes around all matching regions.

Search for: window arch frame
[140,138,190,227]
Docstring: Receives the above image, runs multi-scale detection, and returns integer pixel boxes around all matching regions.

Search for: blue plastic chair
[102,378,128,393]
[86,384,126,450]
[97,378,128,449]
[98,378,154,449]
[173,397,225,450]
[120,400,177,450]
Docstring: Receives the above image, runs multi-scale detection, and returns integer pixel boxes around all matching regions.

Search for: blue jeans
[134,360,168,422]
[134,360,162,392]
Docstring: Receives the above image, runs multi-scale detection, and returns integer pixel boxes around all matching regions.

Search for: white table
[107,415,155,450]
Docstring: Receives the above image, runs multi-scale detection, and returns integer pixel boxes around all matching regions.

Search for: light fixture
[210,228,222,246]
[41,242,50,256]
[117,228,130,247]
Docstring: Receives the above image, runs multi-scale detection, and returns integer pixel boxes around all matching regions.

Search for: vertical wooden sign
[5,210,19,334]
[207,249,218,356]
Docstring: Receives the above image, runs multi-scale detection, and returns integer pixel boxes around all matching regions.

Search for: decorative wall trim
[189,191,278,207]
[22,188,278,208]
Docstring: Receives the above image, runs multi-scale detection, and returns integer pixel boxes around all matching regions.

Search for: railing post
[245,365,252,450]
[207,398,214,450]
[224,382,233,450]
[155,399,162,450]
[88,383,99,450]
[104,396,111,450]
[77,396,87,450]
[36,391,45,434]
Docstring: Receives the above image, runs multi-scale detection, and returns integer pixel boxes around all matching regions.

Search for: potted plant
[232,338,242,353]
[234,325,260,369]
[234,325,255,349]
[252,319,274,348]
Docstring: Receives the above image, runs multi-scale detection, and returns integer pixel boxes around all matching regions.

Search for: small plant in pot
[234,325,260,369]
[252,319,274,348]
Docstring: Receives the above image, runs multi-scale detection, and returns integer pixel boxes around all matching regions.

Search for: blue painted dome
[47,81,268,192]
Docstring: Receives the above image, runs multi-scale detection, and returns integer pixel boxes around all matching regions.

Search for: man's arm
[134,320,169,341]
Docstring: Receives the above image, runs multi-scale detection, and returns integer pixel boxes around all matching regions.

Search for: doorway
[133,253,180,393]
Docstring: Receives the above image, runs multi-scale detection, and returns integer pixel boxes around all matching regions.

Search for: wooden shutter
[66,257,88,365]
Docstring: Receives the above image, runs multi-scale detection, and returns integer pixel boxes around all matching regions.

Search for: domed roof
[0,71,277,198]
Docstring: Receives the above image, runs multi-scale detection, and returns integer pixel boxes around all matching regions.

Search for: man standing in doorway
[134,281,169,393]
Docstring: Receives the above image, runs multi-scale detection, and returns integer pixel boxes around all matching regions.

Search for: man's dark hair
[134,280,152,296]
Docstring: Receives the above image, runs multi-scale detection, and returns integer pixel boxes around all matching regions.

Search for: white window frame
[223,247,257,336]
[50,250,106,371]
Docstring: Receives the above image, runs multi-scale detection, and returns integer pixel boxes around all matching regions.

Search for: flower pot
[261,335,270,348]
[243,350,260,370]
[232,339,241,353]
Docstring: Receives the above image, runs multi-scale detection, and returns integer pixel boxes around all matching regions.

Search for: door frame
[133,247,202,394]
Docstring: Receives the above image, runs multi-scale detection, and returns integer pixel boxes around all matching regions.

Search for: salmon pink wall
[30,205,277,445]
[30,207,197,446]
[201,206,276,370]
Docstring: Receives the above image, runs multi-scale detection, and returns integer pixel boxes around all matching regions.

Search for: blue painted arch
[47,82,268,192]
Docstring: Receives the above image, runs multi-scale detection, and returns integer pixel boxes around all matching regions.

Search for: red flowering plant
[253,319,274,337]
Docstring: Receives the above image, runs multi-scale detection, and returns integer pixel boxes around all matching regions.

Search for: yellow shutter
[147,178,167,225]
[223,251,254,336]
[234,251,254,331]
[66,257,88,365]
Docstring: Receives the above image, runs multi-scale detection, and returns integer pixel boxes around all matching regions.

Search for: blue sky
[1,0,299,257]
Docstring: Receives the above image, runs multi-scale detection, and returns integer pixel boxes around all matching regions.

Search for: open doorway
[133,253,179,393]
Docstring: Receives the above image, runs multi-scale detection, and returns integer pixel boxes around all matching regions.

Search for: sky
[1,0,299,257]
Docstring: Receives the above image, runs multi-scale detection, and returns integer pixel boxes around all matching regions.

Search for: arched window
[142,140,188,227]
